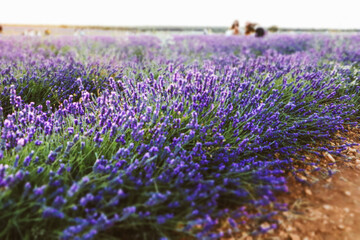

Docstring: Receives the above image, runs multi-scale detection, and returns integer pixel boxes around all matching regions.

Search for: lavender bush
[0,33,359,239]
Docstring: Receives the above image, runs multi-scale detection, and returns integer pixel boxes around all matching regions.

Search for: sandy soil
[267,165,360,240]
[263,128,360,240]
[228,127,360,240]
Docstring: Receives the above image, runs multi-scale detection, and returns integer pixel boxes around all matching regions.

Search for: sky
[1,0,360,29]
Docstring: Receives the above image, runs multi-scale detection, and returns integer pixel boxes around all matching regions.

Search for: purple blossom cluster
[0,33,359,239]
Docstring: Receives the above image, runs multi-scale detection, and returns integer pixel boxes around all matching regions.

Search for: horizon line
[2,23,360,32]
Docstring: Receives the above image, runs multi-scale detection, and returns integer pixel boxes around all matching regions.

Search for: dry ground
[233,127,360,240]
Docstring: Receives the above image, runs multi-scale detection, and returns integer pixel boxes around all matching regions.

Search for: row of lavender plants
[0,34,360,239]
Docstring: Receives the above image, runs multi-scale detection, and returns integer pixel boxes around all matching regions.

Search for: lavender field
[0,34,359,239]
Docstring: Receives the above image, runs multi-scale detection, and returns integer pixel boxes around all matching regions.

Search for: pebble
[338,224,345,230]
[348,147,356,153]
[283,212,290,217]
[344,191,351,196]
[260,222,270,229]
[344,208,350,213]
[289,233,300,240]
[296,174,307,181]
[323,204,332,210]
[305,188,312,196]
[286,225,294,232]
[279,231,288,238]
[323,152,336,162]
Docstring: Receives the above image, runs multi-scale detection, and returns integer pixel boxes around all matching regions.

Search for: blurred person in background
[225,20,241,36]
[255,27,265,37]
[245,22,257,35]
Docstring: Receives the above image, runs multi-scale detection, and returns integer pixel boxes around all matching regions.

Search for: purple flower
[81,141,85,150]
[67,183,80,197]
[53,196,67,208]
[4,119,13,129]
[149,146,159,154]
[122,206,136,218]
[15,170,24,181]
[43,207,65,219]
[79,193,94,207]
[23,182,32,196]
[33,185,46,197]
[13,155,20,168]
[17,138,26,147]
[145,192,169,207]
[157,213,174,224]
[73,134,79,143]
[81,176,90,184]
[228,218,238,228]
[82,229,97,240]
[23,151,35,167]
[47,151,57,164]
[37,167,44,174]
[67,127,74,135]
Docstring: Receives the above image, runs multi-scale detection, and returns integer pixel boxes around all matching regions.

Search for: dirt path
[226,128,360,240]
[267,165,360,240]
[262,129,360,240]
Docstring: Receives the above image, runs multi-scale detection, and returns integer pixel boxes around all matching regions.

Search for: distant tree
[268,25,279,33]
